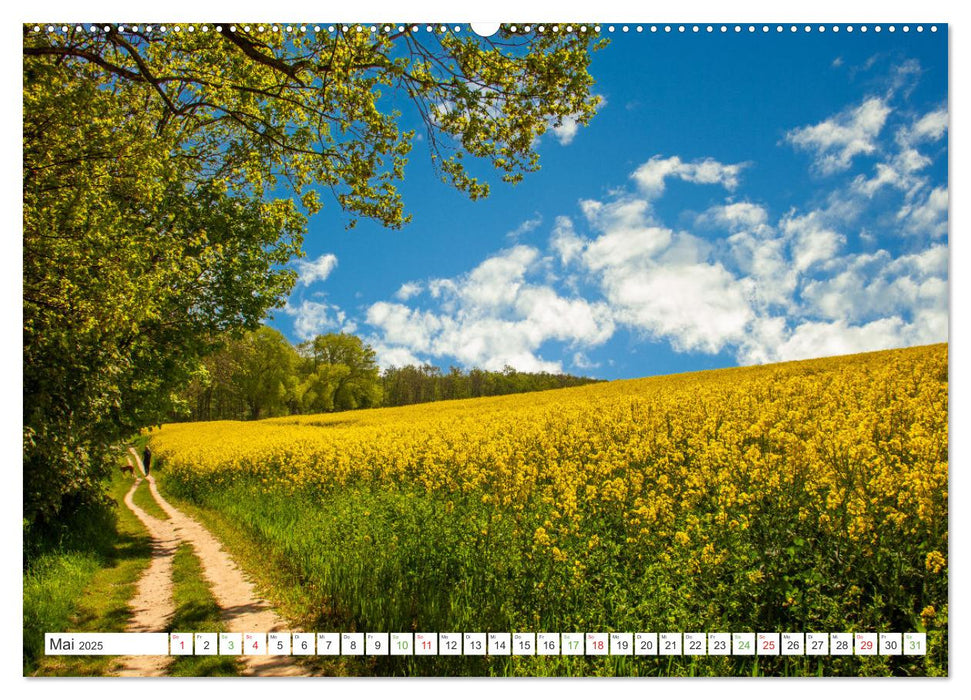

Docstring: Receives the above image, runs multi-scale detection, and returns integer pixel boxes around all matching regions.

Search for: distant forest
[176,327,601,422]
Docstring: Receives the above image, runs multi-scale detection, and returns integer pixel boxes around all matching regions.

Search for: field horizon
[158,341,949,427]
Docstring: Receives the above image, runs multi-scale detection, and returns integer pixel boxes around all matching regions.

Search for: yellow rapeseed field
[152,343,948,676]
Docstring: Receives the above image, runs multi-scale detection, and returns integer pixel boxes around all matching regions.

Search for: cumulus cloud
[801,246,947,323]
[696,201,769,231]
[366,302,443,354]
[362,130,946,375]
[570,146,946,365]
[365,246,614,372]
[450,245,538,311]
[786,97,891,174]
[631,155,746,198]
[572,191,755,354]
[897,186,948,237]
[901,107,949,144]
[572,351,599,370]
[368,341,424,369]
[763,316,943,364]
[293,253,338,286]
[550,216,587,266]
[852,160,925,197]
[551,115,579,145]
[394,281,423,301]
[698,203,796,311]
[283,299,356,340]
[779,210,846,273]
[601,260,754,354]
[852,107,948,199]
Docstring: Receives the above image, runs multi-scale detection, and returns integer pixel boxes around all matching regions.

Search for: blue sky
[269,26,948,380]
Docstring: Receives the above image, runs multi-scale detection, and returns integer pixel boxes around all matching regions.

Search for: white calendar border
[6,1,963,699]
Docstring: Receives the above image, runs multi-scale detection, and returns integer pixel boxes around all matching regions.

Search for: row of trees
[181,329,381,421]
[177,328,599,422]
[380,363,598,407]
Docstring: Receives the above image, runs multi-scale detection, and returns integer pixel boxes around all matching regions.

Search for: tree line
[177,327,600,422]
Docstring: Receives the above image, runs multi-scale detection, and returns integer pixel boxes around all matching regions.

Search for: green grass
[24,470,153,676]
[23,551,103,673]
[167,542,241,676]
[131,477,170,521]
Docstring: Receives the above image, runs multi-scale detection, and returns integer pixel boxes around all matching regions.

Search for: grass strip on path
[131,476,170,521]
[167,541,242,676]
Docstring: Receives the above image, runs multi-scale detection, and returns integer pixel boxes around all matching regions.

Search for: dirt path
[117,448,308,677]
[114,457,178,676]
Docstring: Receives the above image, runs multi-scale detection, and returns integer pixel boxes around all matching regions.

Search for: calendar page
[22,0,950,683]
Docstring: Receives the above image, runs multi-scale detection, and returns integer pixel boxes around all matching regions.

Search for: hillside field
[151,343,948,676]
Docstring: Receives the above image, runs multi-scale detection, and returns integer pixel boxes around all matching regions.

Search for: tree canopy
[22,23,604,526]
[176,329,599,422]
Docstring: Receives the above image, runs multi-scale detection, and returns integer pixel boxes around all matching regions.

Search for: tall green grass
[160,474,945,677]
[23,471,153,675]
[23,551,103,673]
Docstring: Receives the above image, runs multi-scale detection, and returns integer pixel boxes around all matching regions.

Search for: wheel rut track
[116,448,308,676]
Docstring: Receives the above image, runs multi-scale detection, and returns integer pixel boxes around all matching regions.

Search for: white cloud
[897,186,948,237]
[363,133,947,375]
[368,341,424,369]
[583,223,672,272]
[394,281,423,301]
[726,240,795,311]
[767,316,943,364]
[453,245,538,311]
[696,202,792,310]
[852,108,947,198]
[293,253,338,286]
[886,244,949,277]
[801,246,948,323]
[365,246,614,373]
[550,216,587,266]
[551,116,579,145]
[574,193,754,354]
[786,97,891,174]
[514,287,614,346]
[365,302,443,353]
[852,161,923,197]
[779,210,846,272]
[601,261,753,354]
[901,107,948,144]
[284,299,356,340]
[697,202,769,231]
[506,214,543,241]
[888,59,922,99]
[572,351,599,370]
[631,155,746,198]
[570,158,946,367]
